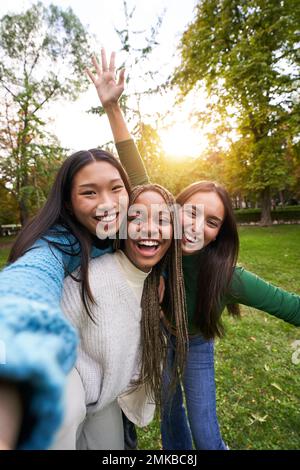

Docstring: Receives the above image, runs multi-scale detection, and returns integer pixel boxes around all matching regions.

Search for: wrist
[103,102,121,113]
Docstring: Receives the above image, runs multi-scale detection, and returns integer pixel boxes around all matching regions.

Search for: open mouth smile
[94,211,119,223]
[134,239,161,257]
[182,233,198,244]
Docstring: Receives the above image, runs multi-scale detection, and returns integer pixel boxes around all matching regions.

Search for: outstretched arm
[86,49,150,186]
[227,267,300,326]
[0,237,80,449]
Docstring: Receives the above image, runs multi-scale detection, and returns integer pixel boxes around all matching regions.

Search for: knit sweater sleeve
[115,139,150,187]
[0,232,112,449]
[0,237,79,449]
[225,267,300,326]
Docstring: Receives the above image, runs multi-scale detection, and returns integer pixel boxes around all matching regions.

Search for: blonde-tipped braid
[128,184,188,406]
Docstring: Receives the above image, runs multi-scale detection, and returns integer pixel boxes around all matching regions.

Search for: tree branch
[31,84,59,115]
[0,80,18,100]
[4,100,16,153]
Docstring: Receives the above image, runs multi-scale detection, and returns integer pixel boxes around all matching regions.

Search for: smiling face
[124,190,173,272]
[181,190,225,255]
[71,161,129,237]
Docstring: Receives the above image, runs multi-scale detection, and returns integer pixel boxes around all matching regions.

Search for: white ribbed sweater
[61,251,149,414]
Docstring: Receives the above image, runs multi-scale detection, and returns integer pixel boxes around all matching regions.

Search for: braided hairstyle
[123,183,188,405]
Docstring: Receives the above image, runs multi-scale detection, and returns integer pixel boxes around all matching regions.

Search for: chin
[135,256,159,272]
[182,246,198,255]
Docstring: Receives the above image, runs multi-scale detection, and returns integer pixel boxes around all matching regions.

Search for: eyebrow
[207,215,223,223]
[185,205,223,223]
[78,178,124,188]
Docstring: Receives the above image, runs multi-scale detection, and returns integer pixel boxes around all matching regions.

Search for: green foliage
[135,122,166,182]
[173,0,300,224]
[88,1,169,182]
[0,182,19,224]
[234,206,300,223]
[0,2,92,224]
[89,0,165,125]
[0,2,91,99]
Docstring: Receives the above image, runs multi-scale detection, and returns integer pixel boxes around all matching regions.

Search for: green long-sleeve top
[116,139,300,333]
[116,139,149,187]
[183,253,300,334]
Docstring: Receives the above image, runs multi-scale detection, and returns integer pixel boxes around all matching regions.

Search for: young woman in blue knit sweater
[0,51,159,450]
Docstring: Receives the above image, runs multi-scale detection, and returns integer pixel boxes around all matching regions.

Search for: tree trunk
[260,187,272,226]
[19,199,29,226]
[279,190,285,205]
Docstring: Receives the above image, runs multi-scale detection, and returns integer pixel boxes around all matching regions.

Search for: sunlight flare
[159,123,208,160]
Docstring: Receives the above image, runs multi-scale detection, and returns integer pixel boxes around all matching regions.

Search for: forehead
[185,191,225,219]
[73,161,122,185]
[134,190,167,207]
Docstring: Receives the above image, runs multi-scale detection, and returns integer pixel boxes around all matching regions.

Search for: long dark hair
[123,184,188,405]
[8,149,131,318]
[176,181,240,339]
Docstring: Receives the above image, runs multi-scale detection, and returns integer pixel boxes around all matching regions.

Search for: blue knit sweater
[0,139,149,449]
[0,230,112,449]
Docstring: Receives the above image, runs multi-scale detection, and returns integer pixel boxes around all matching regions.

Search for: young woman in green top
[91,50,300,450]
[160,181,300,450]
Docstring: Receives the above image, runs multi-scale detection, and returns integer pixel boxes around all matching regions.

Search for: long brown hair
[124,184,188,405]
[8,149,131,319]
[176,181,240,339]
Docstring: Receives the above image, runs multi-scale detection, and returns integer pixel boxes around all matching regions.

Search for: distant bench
[0,224,21,237]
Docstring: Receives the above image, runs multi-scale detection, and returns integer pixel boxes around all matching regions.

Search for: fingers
[92,55,102,77]
[85,67,96,84]
[86,50,118,86]
[109,51,116,72]
[117,68,125,87]
[101,48,108,72]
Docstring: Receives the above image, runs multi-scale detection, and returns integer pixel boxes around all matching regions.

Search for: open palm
[86,49,125,108]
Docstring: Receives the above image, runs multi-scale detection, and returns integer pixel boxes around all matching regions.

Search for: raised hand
[86,49,125,109]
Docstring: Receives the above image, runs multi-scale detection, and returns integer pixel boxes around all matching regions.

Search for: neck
[116,249,152,274]
[127,257,151,273]
[122,247,152,273]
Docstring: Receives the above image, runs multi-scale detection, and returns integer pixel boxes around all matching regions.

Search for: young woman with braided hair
[50,183,188,449]
[96,50,300,450]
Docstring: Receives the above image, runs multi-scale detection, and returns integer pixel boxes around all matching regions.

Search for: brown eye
[128,212,143,224]
[82,191,95,195]
[112,185,124,191]
[159,216,170,226]
[207,219,219,228]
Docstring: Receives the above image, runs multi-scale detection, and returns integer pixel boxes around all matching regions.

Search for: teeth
[102,215,117,222]
[185,233,196,243]
[95,213,118,222]
[138,240,159,247]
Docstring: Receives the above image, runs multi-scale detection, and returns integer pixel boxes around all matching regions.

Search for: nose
[139,217,160,238]
[95,191,117,211]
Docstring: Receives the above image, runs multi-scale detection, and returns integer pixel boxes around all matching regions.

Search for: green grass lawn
[0,235,15,265]
[0,248,10,267]
[0,225,299,449]
[138,225,300,450]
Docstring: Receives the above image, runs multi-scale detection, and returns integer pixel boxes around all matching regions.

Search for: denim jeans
[161,334,227,450]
